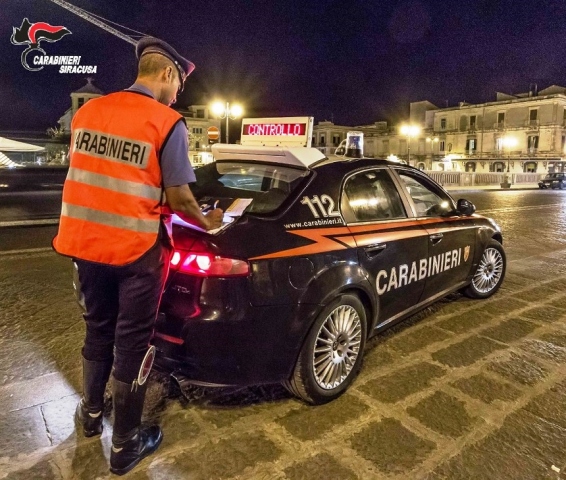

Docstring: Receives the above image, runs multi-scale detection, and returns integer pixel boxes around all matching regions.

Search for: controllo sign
[243,123,307,136]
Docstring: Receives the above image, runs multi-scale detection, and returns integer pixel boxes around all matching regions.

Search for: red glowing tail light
[170,250,250,277]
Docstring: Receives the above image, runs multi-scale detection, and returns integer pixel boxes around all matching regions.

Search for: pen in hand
[200,200,220,213]
[204,204,223,230]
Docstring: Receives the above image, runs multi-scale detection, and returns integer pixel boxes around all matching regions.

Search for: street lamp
[211,101,243,144]
[501,136,517,173]
[500,135,517,188]
[400,124,421,166]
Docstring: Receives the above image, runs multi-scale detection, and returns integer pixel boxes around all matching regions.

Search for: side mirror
[457,198,476,216]
[335,147,345,156]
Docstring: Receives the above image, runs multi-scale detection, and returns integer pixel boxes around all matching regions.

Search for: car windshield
[190,161,309,214]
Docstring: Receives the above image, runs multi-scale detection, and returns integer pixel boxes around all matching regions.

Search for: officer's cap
[136,37,195,83]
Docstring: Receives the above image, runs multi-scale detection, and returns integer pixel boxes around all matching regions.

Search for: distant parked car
[538,173,566,189]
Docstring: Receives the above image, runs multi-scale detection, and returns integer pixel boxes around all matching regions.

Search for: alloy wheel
[471,247,504,294]
[312,305,363,390]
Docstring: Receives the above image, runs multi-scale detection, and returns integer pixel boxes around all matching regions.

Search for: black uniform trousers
[75,239,172,384]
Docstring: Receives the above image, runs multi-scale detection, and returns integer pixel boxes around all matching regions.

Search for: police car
[153,117,506,405]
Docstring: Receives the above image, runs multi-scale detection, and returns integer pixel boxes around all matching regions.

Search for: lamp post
[501,135,517,188]
[211,101,243,144]
[400,124,421,166]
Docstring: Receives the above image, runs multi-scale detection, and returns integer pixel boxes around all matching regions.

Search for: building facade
[313,85,566,175]
[426,85,566,173]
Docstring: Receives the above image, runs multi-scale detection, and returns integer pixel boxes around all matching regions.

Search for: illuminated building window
[465,138,477,153]
[527,135,539,151]
[492,162,505,172]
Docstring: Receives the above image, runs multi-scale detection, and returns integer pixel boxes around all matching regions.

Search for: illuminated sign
[240,116,313,147]
[243,123,307,136]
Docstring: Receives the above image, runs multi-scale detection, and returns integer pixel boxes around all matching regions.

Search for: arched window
[416,162,426,171]
[523,161,537,173]
[492,162,505,173]
[465,162,476,172]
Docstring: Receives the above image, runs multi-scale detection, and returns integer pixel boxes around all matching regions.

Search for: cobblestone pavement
[1,246,566,479]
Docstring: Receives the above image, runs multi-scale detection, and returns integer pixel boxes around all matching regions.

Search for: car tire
[462,239,506,299]
[283,294,367,405]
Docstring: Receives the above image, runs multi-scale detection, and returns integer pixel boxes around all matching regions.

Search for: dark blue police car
[152,136,506,405]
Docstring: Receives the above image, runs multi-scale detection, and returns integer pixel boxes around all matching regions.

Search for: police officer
[53,37,223,475]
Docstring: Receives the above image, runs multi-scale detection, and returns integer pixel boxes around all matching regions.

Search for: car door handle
[429,233,443,244]
[364,243,387,258]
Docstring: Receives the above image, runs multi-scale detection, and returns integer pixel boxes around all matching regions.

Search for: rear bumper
[152,303,316,386]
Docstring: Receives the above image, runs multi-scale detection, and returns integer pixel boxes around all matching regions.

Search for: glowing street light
[501,135,518,173]
[211,101,244,144]
[400,124,421,166]
[499,135,517,188]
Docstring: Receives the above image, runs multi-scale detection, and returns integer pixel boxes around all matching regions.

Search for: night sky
[3,0,566,132]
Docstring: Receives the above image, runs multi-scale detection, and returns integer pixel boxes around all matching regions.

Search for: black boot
[109,377,163,476]
[75,357,113,437]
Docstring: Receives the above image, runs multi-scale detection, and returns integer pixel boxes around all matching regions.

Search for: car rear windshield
[190,161,310,214]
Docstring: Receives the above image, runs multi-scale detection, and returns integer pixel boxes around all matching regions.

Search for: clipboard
[173,197,253,234]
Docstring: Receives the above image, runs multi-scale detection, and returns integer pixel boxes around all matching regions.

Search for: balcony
[525,120,539,129]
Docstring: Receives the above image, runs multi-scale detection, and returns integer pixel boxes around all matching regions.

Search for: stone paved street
[1,245,566,479]
[2,189,566,479]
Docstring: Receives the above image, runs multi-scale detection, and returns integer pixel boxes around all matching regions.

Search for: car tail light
[170,250,250,277]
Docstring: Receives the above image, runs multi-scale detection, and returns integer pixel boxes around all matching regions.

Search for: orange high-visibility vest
[53,91,183,265]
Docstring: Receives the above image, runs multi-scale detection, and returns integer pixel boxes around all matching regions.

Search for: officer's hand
[205,208,223,230]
